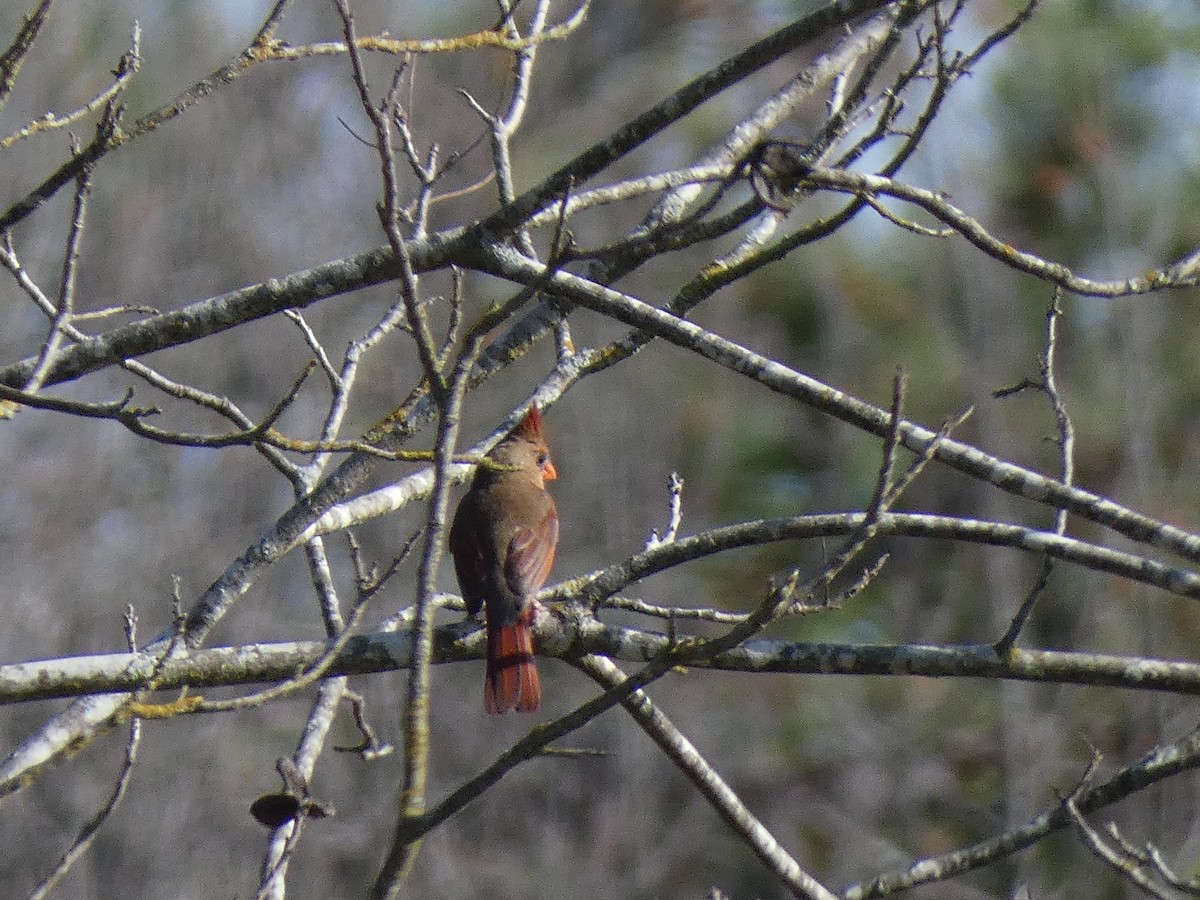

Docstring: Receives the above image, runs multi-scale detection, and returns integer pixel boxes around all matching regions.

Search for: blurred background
[3,1,1200,897]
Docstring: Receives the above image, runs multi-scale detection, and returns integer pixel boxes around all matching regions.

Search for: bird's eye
[537,453,549,468]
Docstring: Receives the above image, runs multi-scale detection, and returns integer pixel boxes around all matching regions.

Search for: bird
[450,404,558,713]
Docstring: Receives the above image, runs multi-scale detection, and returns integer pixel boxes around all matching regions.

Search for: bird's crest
[513,403,544,440]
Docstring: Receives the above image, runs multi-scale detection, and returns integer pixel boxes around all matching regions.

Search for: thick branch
[843,726,1200,898]
[0,236,462,390]
[470,246,1200,565]
[4,625,1200,706]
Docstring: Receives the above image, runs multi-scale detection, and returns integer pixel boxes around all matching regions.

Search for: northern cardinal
[450,405,558,713]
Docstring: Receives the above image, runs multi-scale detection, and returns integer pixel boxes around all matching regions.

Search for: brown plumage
[450,405,558,714]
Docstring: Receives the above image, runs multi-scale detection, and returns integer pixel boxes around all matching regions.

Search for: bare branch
[474,249,1200,565]
[841,726,1200,898]
[26,717,141,899]
[994,287,1077,652]
[644,472,684,550]
[11,622,1200,708]
[1,20,140,150]
[578,654,837,900]
[0,0,52,109]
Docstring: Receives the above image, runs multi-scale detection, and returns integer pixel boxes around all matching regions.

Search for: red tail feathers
[485,622,541,714]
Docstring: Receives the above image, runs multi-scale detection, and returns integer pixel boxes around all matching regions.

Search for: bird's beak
[542,461,558,482]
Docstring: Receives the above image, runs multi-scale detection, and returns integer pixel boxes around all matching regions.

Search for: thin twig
[1,21,140,150]
[26,607,144,900]
[25,151,94,391]
[371,653,677,898]
[994,287,1076,652]
[333,689,394,758]
[27,717,141,900]
[1061,751,1176,899]
[644,472,685,549]
[195,557,382,713]
[578,654,838,900]
[844,725,1200,898]
[0,0,53,111]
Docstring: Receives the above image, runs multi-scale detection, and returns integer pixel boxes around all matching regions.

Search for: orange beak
[542,461,558,482]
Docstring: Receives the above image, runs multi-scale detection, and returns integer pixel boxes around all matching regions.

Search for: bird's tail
[485,621,541,714]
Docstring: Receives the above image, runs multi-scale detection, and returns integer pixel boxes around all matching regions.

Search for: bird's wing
[450,513,489,618]
[505,504,559,600]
